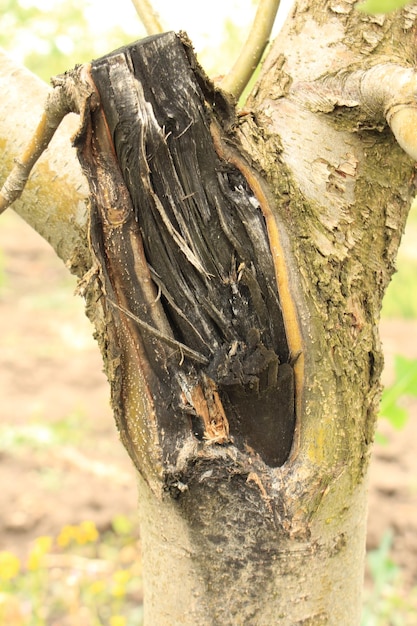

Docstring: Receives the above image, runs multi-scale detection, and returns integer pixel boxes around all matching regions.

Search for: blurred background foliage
[0,0,145,82]
[382,201,417,320]
[0,0,260,82]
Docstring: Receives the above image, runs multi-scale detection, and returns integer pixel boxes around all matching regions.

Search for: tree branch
[292,63,417,161]
[0,88,70,214]
[130,0,163,35]
[0,50,89,271]
[221,0,281,100]
[361,64,417,161]
[0,63,98,216]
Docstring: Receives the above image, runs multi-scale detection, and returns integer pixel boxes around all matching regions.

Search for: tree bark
[1,2,417,624]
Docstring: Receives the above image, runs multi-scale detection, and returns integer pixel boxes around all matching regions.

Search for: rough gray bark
[1,2,417,624]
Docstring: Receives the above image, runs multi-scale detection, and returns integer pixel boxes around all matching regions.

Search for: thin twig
[130,0,164,35]
[221,0,281,100]
[0,86,71,215]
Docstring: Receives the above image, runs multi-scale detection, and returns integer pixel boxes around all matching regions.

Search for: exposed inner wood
[76,32,298,468]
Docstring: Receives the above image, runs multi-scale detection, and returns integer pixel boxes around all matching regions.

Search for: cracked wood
[75,32,298,469]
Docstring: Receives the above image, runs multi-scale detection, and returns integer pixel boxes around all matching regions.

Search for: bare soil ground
[0,211,416,591]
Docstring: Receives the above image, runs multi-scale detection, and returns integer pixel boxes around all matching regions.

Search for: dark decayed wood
[76,31,296,470]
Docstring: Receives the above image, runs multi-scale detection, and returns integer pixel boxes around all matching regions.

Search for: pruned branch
[291,63,417,161]
[82,32,299,471]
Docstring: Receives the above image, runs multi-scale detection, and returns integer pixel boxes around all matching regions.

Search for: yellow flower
[88,580,105,596]
[0,552,20,581]
[111,583,127,598]
[57,521,99,547]
[111,569,131,598]
[27,536,52,571]
[75,520,99,544]
[109,616,127,626]
[113,570,131,585]
[34,536,52,553]
[57,524,77,548]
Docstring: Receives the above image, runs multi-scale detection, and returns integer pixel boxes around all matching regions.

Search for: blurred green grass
[0,409,89,451]
[362,532,417,626]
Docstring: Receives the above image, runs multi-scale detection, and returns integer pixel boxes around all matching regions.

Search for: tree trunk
[1,3,417,624]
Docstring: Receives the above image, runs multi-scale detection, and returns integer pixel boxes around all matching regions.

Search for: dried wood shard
[78,32,297,469]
